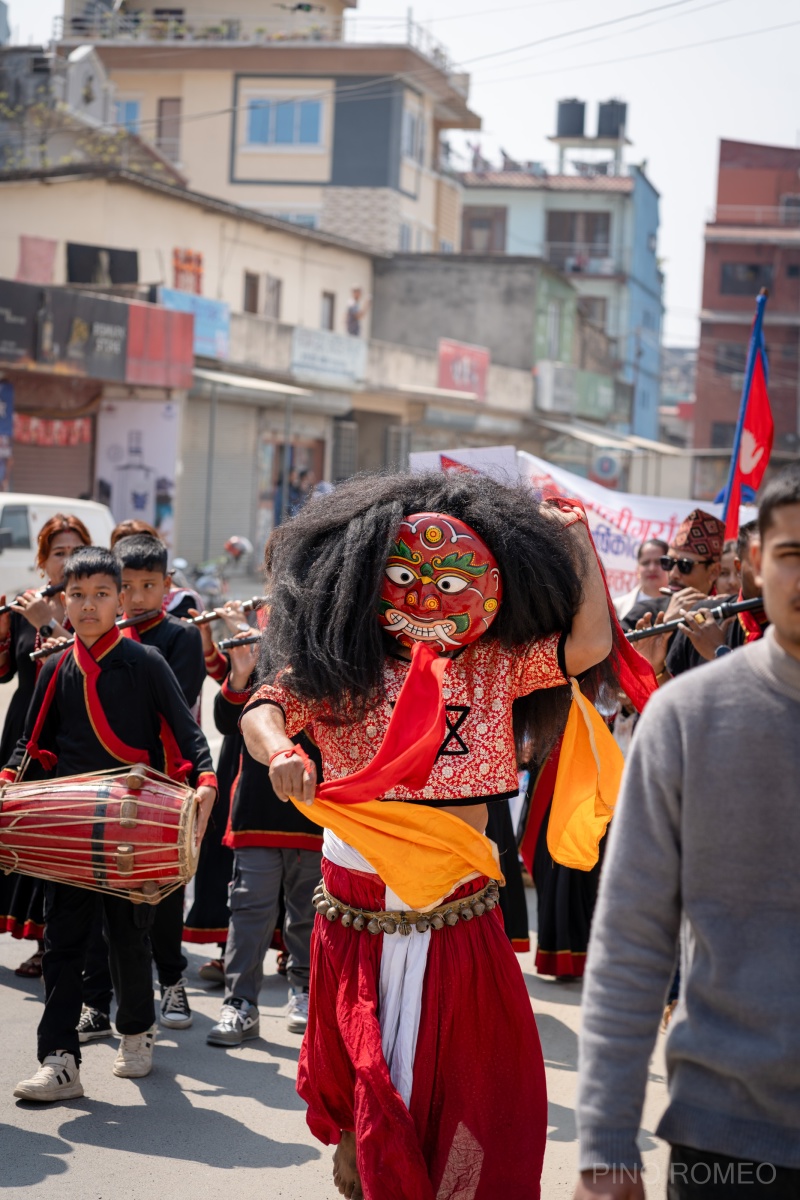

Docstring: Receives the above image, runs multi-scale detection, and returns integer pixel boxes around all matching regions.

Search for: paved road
[0,677,671,1199]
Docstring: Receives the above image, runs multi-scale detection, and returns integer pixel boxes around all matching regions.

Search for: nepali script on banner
[409,446,755,599]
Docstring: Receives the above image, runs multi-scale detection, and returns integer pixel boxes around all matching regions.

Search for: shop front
[0,280,193,535]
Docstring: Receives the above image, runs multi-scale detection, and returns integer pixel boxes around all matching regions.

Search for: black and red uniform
[3,627,216,1065]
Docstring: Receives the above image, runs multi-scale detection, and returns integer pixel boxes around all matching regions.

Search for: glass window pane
[298,100,321,144]
[247,99,271,144]
[274,102,295,144]
[0,506,30,549]
[116,100,140,133]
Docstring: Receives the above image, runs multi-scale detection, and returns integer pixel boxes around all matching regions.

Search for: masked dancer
[241,471,642,1200]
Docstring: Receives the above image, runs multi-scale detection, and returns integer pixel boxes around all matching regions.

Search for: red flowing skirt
[298,859,547,1200]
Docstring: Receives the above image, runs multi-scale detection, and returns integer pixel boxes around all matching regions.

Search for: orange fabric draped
[287,641,502,910]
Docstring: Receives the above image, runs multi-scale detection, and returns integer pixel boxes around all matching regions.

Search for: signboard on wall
[437,338,490,400]
[159,286,230,360]
[0,281,193,388]
[95,400,181,547]
[291,327,367,389]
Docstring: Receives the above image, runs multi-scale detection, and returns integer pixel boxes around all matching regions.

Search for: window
[788,264,800,279]
[715,342,747,375]
[711,421,736,450]
[246,98,322,147]
[398,223,412,252]
[546,210,612,269]
[461,207,507,254]
[173,249,202,294]
[439,239,454,254]
[66,242,138,285]
[243,272,260,314]
[115,99,140,133]
[321,291,335,331]
[264,275,282,320]
[156,97,181,163]
[0,505,30,549]
[720,263,773,295]
[546,300,562,360]
[401,109,425,163]
[780,196,800,226]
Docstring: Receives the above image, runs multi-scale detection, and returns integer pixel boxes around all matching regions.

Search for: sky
[11,0,800,347]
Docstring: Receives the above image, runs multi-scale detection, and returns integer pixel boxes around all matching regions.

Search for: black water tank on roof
[556,99,585,138]
[598,100,627,139]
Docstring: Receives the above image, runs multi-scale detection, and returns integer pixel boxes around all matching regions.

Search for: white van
[0,494,115,598]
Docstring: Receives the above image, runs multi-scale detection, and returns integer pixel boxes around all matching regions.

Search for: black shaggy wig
[259,471,613,763]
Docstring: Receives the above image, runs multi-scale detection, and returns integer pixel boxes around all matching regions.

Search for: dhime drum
[0,765,199,904]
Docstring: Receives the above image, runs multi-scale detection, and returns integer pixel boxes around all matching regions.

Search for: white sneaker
[113,1025,156,1078]
[14,1051,84,1102]
[286,988,309,1034]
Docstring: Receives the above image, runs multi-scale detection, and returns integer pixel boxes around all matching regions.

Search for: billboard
[0,280,193,388]
[94,399,182,547]
[437,338,490,401]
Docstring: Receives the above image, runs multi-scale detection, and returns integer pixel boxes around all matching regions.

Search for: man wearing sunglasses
[632,510,725,685]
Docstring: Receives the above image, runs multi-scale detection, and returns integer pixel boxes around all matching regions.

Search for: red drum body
[0,766,198,904]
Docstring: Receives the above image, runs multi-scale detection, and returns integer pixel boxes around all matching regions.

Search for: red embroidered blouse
[249,633,567,803]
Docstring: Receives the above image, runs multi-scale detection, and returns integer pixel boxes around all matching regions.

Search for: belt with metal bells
[312,878,500,935]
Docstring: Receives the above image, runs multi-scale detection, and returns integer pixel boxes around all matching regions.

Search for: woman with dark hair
[0,512,91,976]
[241,471,622,1200]
[613,537,669,621]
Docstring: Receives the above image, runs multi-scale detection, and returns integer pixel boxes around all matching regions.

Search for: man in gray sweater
[573,465,800,1200]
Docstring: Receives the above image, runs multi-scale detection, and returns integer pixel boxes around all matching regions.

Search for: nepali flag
[720,290,774,541]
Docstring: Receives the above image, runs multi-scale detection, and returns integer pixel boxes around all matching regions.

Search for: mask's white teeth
[433,623,460,646]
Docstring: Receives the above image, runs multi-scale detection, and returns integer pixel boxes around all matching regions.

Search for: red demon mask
[378,512,502,652]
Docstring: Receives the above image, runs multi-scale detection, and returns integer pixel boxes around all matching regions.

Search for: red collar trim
[76,626,122,663]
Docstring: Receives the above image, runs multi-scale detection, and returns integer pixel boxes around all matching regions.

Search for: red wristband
[268,745,314,772]
[269,748,297,767]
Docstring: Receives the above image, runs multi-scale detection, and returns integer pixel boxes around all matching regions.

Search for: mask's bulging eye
[385,564,416,587]
[435,574,470,595]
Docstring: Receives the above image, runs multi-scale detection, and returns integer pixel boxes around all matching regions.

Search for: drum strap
[25,651,69,772]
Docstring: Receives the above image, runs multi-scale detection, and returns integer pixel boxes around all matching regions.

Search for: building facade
[459,103,663,439]
[0,168,541,560]
[694,138,800,489]
[54,0,478,253]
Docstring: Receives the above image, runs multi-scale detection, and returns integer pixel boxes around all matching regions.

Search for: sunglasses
[660,555,714,575]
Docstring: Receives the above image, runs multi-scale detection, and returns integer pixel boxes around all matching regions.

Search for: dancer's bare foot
[333,1130,363,1199]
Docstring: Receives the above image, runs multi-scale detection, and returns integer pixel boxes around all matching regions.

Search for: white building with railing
[52,0,479,254]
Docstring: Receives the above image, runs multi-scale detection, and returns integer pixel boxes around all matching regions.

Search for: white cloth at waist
[321,828,497,1110]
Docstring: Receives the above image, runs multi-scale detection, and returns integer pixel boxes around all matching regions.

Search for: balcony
[545,242,620,276]
[53,8,461,85]
[55,10,343,44]
[710,202,800,227]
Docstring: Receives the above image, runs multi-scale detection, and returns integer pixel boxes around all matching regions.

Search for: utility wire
[461,0,701,65]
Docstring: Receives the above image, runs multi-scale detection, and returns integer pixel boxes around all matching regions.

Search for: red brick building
[695,139,800,464]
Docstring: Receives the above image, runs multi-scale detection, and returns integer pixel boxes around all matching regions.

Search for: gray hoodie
[577,627,800,1170]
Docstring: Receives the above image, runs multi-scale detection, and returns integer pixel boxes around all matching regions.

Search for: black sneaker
[77,1006,112,1044]
[159,978,193,1029]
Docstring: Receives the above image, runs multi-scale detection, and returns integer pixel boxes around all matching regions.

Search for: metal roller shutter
[11,440,94,499]
[176,396,259,567]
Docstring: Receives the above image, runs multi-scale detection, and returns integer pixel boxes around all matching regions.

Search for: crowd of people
[0,462,797,1200]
